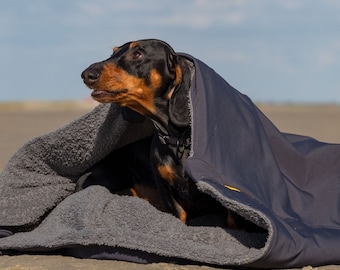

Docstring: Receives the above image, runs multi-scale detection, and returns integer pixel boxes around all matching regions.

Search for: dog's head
[81,39,190,125]
[81,39,188,124]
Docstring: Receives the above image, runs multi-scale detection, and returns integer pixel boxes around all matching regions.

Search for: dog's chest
[151,135,188,188]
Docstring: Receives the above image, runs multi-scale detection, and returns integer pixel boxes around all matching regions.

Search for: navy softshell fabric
[182,53,340,267]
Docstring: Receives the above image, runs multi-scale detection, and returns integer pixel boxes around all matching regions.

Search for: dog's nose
[81,67,100,85]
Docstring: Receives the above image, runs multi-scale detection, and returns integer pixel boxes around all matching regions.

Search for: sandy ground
[0,101,339,270]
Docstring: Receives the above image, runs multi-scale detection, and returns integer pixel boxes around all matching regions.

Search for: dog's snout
[81,66,101,85]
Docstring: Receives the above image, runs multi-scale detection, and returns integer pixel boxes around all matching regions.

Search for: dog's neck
[150,107,187,138]
[150,101,191,159]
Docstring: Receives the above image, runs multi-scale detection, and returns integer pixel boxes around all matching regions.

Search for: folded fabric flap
[0,230,13,238]
[0,186,269,266]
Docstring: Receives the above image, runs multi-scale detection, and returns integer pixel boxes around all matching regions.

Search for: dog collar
[158,133,191,148]
[154,125,191,160]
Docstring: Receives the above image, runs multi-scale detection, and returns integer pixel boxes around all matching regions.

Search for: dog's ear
[169,89,190,127]
[169,58,191,127]
[122,107,145,123]
[167,52,177,73]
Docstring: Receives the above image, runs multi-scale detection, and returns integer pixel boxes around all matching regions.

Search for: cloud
[72,0,247,29]
[316,51,336,68]
[277,0,302,10]
[78,2,104,16]
[151,0,247,28]
[314,40,340,69]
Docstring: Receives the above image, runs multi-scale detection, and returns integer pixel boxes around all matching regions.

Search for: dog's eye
[131,50,143,60]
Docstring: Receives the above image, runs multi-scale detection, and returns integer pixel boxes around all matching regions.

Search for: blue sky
[1,0,340,103]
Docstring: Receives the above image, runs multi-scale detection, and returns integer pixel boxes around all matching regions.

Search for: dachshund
[81,39,263,231]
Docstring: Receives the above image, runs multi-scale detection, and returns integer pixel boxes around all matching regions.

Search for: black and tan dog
[81,39,259,230]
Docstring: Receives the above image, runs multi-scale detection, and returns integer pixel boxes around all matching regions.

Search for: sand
[0,101,339,270]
